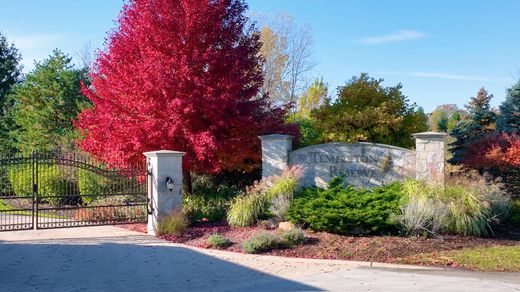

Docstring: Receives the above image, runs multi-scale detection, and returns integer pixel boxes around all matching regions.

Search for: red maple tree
[76,0,297,176]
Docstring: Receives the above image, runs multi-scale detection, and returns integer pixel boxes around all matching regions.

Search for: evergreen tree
[8,50,88,153]
[449,88,496,164]
[436,111,449,132]
[447,111,461,132]
[497,80,520,134]
[0,32,22,151]
[416,106,429,132]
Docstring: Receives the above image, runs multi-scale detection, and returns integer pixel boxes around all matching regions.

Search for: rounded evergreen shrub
[288,177,403,235]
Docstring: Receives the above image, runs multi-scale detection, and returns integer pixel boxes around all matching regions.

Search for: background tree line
[1,0,519,197]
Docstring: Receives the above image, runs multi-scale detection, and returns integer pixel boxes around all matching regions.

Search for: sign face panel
[288,143,416,188]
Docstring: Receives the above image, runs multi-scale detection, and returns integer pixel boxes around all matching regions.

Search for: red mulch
[118,222,520,265]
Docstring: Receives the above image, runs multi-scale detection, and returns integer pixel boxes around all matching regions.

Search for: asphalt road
[0,227,519,292]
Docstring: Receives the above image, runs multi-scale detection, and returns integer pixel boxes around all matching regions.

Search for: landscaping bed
[120,222,520,272]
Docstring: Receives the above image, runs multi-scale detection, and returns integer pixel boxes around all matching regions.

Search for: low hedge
[288,177,403,235]
[8,164,74,206]
[78,168,108,205]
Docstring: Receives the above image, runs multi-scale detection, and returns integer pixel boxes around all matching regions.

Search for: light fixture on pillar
[165,177,174,192]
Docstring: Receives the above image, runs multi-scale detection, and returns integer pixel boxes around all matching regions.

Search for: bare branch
[257,12,316,108]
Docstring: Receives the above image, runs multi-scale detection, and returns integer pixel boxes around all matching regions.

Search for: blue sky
[1,0,519,111]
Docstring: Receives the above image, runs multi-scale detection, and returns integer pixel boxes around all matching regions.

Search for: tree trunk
[183,170,193,195]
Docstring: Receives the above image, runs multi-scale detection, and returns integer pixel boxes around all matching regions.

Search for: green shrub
[280,228,305,246]
[227,168,301,227]
[157,210,188,236]
[288,177,403,235]
[191,174,238,198]
[508,199,520,225]
[183,174,239,223]
[8,165,32,197]
[242,232,281,254]
[8,164,74,206]
[398,176,511,236]
[207,234,232,249]
[183,195,231,223]
[78,169,108,205]
[286,114,322,149]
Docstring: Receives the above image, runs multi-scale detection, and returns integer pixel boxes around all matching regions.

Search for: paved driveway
[0,226,519,291]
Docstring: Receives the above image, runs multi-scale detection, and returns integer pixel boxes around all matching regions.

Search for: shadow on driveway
[0,239,318,291]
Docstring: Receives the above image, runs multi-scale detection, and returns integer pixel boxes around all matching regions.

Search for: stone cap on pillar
[258,134,294,141]
[143,150,186,158]
[412,132,448,139]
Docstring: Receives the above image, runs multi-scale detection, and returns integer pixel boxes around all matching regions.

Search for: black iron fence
[0,151,148,231]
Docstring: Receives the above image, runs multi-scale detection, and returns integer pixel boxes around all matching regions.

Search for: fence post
[258,134,293,179]
[143,150,185,236]
[413,132,448,185]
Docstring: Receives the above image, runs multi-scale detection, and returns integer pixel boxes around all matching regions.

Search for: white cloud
[358,30,426,45]
[386,71,511,82]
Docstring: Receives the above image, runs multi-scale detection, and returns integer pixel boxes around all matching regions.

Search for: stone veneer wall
[259,132,447,188]
[412,132,448,185]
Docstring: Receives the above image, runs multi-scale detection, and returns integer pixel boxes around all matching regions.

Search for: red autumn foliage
[463,132,520,170]
[75,0,297,173]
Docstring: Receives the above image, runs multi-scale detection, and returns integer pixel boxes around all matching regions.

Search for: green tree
[429,104,464,132]
[447,111,462,132]
[416,106,429,131]
[286,114,321,148]
[297,77,328,117]
[435,111,449,132]
[430,108,446,132]
[449,88,496,164]
[0,32,22,151]
[497,80,520,134]
[311,73,428,148]
[8,50,88,153]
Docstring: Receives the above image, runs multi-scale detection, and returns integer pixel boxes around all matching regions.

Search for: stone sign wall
[259,132,447,188]
[288,143,416,188]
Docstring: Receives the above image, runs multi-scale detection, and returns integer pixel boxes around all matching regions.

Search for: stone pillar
[413,132,448,185]
[143,150,185,236]
[258,134,293,179]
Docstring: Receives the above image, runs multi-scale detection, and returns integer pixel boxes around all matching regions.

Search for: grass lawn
[0,200,64,219]
[405,245,520,272]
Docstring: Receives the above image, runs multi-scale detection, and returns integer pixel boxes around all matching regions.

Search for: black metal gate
[0,151,148,231]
